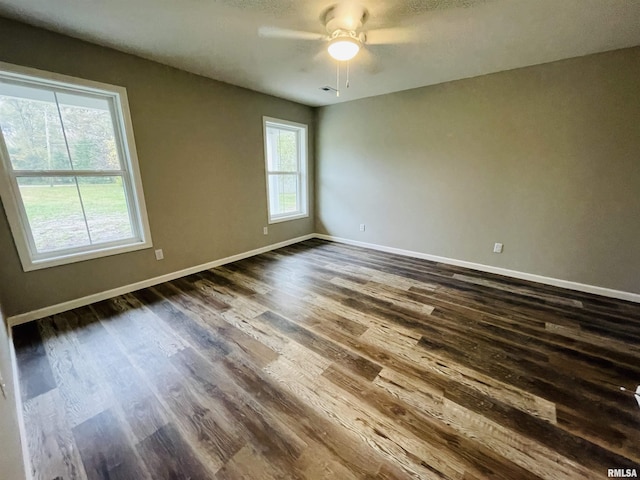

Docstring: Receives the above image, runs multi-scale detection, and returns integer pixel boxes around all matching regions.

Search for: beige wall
[316,47,640,294]
[0,17,315,316]
[0,305,28,480]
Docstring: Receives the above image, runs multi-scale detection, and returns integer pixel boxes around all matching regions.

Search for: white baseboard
[8,234,315,327]
[314,234,640,304]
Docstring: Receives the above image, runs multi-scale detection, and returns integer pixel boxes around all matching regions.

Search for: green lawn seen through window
[19,182,132,252]
[19,182,128,220]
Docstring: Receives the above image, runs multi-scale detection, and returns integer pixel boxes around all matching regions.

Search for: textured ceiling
[0,0,639,106]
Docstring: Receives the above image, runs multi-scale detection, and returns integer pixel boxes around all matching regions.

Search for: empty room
[0,0,639,479]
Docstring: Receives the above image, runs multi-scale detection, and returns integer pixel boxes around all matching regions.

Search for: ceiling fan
[259,1,418,93]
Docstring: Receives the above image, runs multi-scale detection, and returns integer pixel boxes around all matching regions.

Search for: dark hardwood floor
[12,239,640,479]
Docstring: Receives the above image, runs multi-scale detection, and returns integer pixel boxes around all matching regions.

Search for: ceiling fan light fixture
[328,37,360,61]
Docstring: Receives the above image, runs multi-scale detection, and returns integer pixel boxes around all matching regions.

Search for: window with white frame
[0,63,152,271]
[263,117,308,223]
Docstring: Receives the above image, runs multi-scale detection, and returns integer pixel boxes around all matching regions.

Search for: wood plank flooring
[12,239,640,479]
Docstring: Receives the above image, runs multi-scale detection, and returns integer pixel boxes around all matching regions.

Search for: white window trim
[263,116,309,224]
[0,61,153,271]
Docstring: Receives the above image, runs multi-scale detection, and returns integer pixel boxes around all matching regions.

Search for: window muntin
[263,117,308,223]
[0,63,152,270]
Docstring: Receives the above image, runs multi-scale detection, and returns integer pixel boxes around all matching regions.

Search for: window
[263,117,308,223]
[0,62,152,271]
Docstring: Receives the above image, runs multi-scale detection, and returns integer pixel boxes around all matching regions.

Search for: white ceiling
[0,0,639,107]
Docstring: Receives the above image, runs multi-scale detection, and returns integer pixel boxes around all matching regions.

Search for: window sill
[21,240,153,272]
[268,213,309,225]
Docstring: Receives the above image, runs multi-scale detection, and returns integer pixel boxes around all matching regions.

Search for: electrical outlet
[359,224,366,232]
[493,243,503,254]
[263,226,268,235]
[155,249,164,260]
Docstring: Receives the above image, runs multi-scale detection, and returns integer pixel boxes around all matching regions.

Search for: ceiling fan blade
[358,48,383,75]
[258,26,326,41]
[298,48,330,73]
[364,27,420,45]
